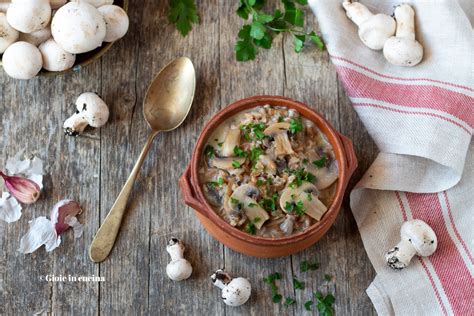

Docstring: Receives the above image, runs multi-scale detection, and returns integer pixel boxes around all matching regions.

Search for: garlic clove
[18,217,60,254]
[0,172,40,204]
[0,192,22,223]
[50,200,82,235]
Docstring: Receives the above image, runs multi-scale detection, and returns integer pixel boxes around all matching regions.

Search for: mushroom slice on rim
[227,184,269,229]
[264,122,294,156]
[211,157,246,170]
[221,128,241,157]
[280,182,327,221]
[306,156,339,190]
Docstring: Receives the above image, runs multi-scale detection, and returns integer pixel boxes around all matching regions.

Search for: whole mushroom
[6,0,51,33]
[19,26,51,46]
[211,269,251,307]
[0,12,19,53]
[166,238,192,281]
[385,219,437,270]
[342,1,396,50]
[383,4,423,66]
[2,41,42,79]
[98,5,129,42]
[63,92,109,136]
[71,0,114,7]
[51,2,106,54]
[39,39,76,72]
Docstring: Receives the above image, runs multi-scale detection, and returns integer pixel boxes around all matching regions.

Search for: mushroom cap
[166,259,192,281]
[280,182,327,221]
[383,37,423,67]
[221,128,241,157]
[51,2,106,54]
[400,219,437,256]
[0,13,19,53]
[227,184,269,227]
[39,38,76,71]
[6,0,51,33]
[98,5,129,42]
[2,41,42,79]
[211,156,246,170]
[74,92,109,127]
[358,14,396,50]
[70,0,114,8]
[19,26,52,47]
[222,277,252,307]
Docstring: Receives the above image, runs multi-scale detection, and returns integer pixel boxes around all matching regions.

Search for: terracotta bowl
[179,96,357,258]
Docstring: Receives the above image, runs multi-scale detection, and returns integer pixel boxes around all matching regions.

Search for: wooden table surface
[0,1,379,315]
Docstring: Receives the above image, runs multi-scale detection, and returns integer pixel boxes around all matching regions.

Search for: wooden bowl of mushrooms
[0,0,129,79]
[179,96,358,258]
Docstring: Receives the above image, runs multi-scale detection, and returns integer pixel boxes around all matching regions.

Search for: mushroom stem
[342,1,373,26]
[386,239,417,269]
[211,269,232,290]
[63,114,88,136]
[166,238,185,261]
[394,4,416,40]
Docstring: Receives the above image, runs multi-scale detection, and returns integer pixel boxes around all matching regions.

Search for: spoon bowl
[89,57,196,263]
[144,57,196,132]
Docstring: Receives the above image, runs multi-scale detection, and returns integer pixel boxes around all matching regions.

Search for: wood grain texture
[0,1,378,315]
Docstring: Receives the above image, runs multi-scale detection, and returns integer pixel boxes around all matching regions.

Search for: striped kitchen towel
[309,0,473,315]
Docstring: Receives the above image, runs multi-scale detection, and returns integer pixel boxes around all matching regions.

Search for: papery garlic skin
[50,199,82,235]
[18,217,61,254]
[0,172,40,204]
[0,192,22,223]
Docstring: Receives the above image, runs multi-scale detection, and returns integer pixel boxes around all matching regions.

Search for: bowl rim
[189,95,351,246]
[0,0,129,77]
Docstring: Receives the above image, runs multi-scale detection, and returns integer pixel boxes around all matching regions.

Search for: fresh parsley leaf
[250,147,264,161]
[260,193,279,212]
[295,200,305,216]
[278,116,285,122]
[204,145,215,158]
[237,0,264,19]
[295,0,308,4]
[304,300,314,311]
[207,177,224,188]
[284,201,294,213]
[233,146,248,158]
[289,118,304,133]
[307,193,313,201]
[315,292,335,316]
[313,155,327,168]
[232,160,242,168]
[324,274,332,282]
[309,31,325,50]
[236,25,257,61]
[256,178,265,186]
[272,294,283,303]
[293,277,305,290]
[264,272,281,282]
[284,297,296,306]
[289,168,316,187]
[245,221,256,234]
[283,1,304,27]
[293,34,305,53]
[300,260,319,272]
[168,0,199,37]
[250,21,266,40]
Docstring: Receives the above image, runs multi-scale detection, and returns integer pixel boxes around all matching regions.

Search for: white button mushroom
[6,0,51,33]
[342,1,396,50]
[0,12,19,53]
[383,4,423,67]
[166,238,192,281]
[211,269,251,307]
[50,0,67,10]
[51,2,106,54]
[386,219,438,270]
[39,38,76,71]
[2,41,42,79]
[63,92,109,136]
[71,0,114,8]
[19,26,51,47]
[98,5,129,42]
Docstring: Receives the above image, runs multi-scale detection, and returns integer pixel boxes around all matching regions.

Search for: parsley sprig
[168,0,199,37]
[236,0,325,61]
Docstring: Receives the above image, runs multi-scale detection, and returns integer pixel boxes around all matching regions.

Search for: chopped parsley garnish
[278,116,285,123]
[263,272,281,283]
[230,197,242,209]
[256,179,265,187]
[253,216,261,222]
[241,123,267,141]
[250,147,264,161]
[293,278,305,290]
[272,294,283,303]
[289,118,303,134]
[307,193,313,201]
[217,142,223,148]
[285,200,305,216]
[304,300,314,311]
[289,168,316,187]
[284,297,296,306]
[207,177,224,188]
[232,160,242,168]
[303,158,309,164]
[248,202,257,207]
[233,146,247,158]
[324,274,332,282]
[315,292,335,316]
[300,260,319,272]
[204,145,215,158]
[245,222,256,235]
[313,155,327,168]
[260,193,278,212]
[264,272,282,304]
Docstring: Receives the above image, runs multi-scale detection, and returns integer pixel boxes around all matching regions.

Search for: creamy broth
[199,105,338,238]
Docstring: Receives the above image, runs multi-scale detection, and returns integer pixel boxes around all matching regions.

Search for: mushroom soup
[199,105,339,238]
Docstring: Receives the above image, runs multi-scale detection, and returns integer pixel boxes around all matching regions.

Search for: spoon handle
[89,131,159,263]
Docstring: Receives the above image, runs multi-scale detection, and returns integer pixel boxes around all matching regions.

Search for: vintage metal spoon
[89,57,196,263]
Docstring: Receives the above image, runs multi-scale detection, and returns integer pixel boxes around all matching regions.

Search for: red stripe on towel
[331,55,474,92]
[406,193,474,314]
[353,103,471,134]
[336,66,473,126]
